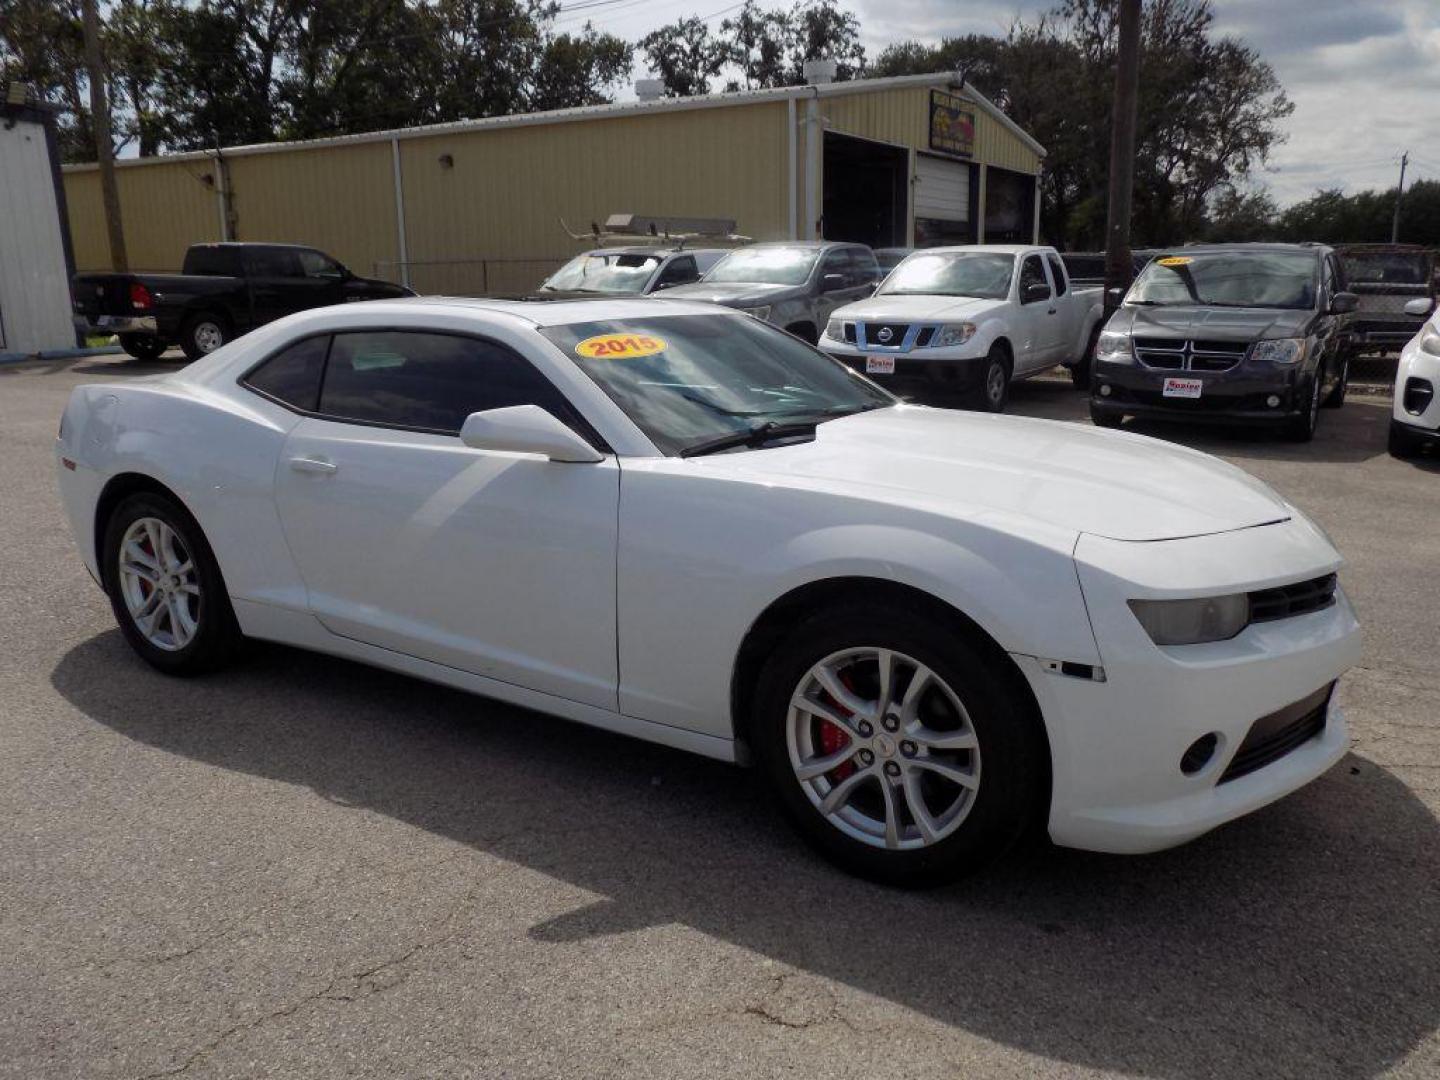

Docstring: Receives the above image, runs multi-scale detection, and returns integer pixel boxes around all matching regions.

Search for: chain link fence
[374,258,566,297]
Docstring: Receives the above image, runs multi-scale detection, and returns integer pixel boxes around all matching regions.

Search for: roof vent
[802,60,836,85]
[635,79,665,102]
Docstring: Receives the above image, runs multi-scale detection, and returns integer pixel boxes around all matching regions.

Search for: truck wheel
[118,334,167,361]
[1322,355,1349,409]
[973,346,1011,413]
[180,313,229,361]
[1070,327,1099,389]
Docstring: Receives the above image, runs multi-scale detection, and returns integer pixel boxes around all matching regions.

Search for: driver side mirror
[1404,297,1435,317]
[821,273,846,292]
[1330,291,1359,315]
[459,405,603,463]
[1022,282,1051,304]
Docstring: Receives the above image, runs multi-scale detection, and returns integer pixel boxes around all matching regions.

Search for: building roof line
[61,70,1046,173]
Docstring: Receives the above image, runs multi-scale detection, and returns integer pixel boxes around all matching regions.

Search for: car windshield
[703,247,818,286]
[541,252,662,294]
[1129,252,1319,309]
[878,252,1014,299]
[540,313,894,456]
[1341,251,1431,285]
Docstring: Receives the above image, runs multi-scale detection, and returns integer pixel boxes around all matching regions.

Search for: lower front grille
[1218,683,1332,784]
[1248,573,1337,624]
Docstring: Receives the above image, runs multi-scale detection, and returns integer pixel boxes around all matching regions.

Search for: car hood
[833,294,1008,322]
[1112,304,1314,341]
[660,282,801,307]
[692,406,1290,543]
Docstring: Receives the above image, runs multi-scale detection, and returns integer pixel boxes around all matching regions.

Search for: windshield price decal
[575,333,667,359]
[1157,256,1193,267]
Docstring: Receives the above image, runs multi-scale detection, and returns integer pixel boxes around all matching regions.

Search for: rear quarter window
[242,335,329,412]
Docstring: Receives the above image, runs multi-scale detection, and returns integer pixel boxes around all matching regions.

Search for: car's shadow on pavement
[52,632,1440,1079]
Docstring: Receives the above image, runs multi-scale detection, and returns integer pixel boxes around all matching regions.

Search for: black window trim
[237,326,612,452]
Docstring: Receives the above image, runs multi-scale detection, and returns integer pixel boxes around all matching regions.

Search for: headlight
[1095,331,1133,362]
[1129,594,1250,646]
[935,323,977,347]
[1252,338,1305,365]
[746,305,772,322]
[825,317,843,340]
[1420,327,1440,357]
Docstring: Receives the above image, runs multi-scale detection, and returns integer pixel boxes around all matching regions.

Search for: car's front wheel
[1323,354,1349,409]
[1284,374,1322,442]
[752,603,1045,886]
[973,346,1011,413]
[102,492,242,675]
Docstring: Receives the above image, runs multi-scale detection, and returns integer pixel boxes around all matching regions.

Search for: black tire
[1322,355,1349,409]
[972,345,1011,413]
[179,312,230,362]
[1284,374,1322,442]
[1069,327,1100,389]
[118,333,167,361]
[101,492,242,675]
[1388,420,1423,459]
[786,322,819,345]
[1089,400,1123,428]
[751,602,1047,887]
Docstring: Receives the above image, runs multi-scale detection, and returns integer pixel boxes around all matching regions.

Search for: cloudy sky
[593,0,1439,207]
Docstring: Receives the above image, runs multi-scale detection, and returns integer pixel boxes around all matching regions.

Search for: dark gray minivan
[1089,244,1358,442]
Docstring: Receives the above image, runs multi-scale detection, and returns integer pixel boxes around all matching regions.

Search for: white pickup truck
[818,244,1105,411]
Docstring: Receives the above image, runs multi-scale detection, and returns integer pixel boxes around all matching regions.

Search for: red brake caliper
[817,671,858,783]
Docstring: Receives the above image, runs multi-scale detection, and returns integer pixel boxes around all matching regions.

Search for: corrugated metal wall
[60,81,1041,289]
[0,116,76,352]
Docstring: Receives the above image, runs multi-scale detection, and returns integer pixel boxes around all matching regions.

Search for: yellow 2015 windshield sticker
[575,333,667,359]
[1157,256,1193,267]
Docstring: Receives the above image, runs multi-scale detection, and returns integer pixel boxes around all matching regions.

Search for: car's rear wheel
[973,345,1011,413]
[751,603,1045,887]
[1284,374,1322,442]
[180,312,229,361]
[118,334,166,361]
[102,492,241,675]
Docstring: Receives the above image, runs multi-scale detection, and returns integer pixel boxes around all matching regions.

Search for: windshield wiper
[680,420,820,458]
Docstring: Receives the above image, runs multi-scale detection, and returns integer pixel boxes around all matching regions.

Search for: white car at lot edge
[55,297,1360,885]
[1389,297,1440,457]
[818,245,1105,411]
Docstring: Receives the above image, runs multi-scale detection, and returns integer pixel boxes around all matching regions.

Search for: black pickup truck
[73,243,412,361]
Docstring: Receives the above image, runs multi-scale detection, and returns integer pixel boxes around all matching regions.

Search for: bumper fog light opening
[1266,394,1280,408]
[1180,733,1221,776]
[1099,384,1112,397]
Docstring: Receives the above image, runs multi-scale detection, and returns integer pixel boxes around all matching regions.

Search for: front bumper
[73,314,158,335]
[821,337,988,395]
[1092,356,1305,425]
[1025,517,1360,854]
[1393,334,1440,430]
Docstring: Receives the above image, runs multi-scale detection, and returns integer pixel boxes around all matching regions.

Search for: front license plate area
[866,356,896,375]
[1163,376,1203,399]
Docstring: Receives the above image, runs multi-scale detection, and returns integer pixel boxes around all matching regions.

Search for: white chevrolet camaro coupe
[56,298,1361,885]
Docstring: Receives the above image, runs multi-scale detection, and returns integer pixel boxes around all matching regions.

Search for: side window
[819,251,848,287]
[1019,255,1050,301]
[847,248,880,286]
[298,249,343,280]
[243,335,329,412]
[185,246,242,277]
[317,331,577,435]
[654,256,698,289]
[246,247,304,278]
[1046,253,1068,295]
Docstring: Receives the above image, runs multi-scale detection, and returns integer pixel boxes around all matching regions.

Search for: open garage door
[823,132,907,249]
[914,153,975,247]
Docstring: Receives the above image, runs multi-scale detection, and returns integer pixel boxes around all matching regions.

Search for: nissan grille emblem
[876,326,894,343]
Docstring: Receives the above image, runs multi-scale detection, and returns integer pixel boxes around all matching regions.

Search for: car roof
[903,244,1040,256]
[576,246,726,257]
[340,295,737,328]
[1169,243,1327,257]
[732,241,867,251]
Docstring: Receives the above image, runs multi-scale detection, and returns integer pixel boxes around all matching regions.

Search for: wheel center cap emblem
[874,733,897,758]
[876,327,893,344]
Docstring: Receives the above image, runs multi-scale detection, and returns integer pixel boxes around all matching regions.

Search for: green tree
[1,0,95,157]
[721,0,788,90]
[638,15,728,97]
[783,0,863,83]
[1204,186,1279,242]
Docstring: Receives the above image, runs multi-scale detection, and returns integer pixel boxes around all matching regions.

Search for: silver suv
[661,241,880,344]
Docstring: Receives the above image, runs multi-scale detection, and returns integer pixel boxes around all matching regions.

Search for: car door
[245,246,315,324]
[1045,252,1080,362]
[649,254,698,293]
[813,248,855,327]
[270,328,621,710]
[1014,253,1055,373]
[294,248,352,308]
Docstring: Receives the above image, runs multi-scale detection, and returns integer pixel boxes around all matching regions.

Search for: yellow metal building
[62,71,1045,295]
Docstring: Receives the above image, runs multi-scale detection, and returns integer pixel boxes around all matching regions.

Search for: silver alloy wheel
[193,321,224,354]
[117,517,201,651]
[787,647,982,851]
[986,360,1007,408]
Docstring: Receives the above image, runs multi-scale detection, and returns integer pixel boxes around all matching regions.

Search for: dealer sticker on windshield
[1163,376,1203,399]
[575,333,667,359]
[1157,256,1193,267]
[866,357,896,375]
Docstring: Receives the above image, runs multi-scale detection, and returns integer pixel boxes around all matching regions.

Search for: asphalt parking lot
[2,353,1437,1080]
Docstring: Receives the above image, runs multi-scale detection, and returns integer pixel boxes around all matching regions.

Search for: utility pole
[81,0,128,271]
[1391,151,1408,244]
[1103,0,1141,311]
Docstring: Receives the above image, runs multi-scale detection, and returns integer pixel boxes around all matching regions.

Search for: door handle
[289,456,337,475]
[1047,307,1058,315]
